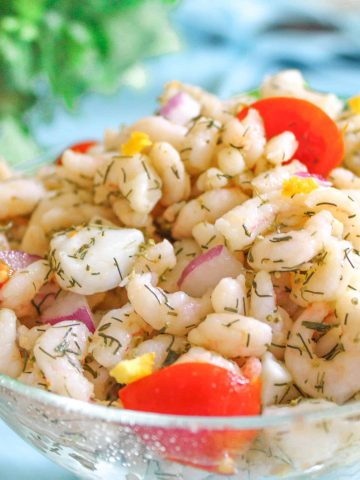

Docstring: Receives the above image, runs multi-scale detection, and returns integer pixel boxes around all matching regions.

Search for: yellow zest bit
[217,455,236,475]
[282,176,318,197]
[121,131,152,156]
[348,95,360,114]
[0,261,12,286]
[110,352,156,384]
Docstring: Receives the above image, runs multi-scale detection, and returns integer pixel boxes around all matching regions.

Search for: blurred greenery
[0,0,179,163]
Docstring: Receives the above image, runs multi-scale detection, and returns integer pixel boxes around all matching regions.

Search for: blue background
[1,0,360,478]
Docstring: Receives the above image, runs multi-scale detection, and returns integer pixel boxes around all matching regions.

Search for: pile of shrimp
[1,69,360,409]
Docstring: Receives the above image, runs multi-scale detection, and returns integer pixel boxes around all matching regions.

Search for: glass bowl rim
[3,146,360,430]
[2,373,360,429]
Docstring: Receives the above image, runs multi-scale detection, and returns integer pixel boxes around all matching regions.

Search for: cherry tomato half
[56,140,97,165]
[238,97,344,176]
[120,363,261,472]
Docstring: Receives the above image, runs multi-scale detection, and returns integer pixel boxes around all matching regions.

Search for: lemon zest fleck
[0,261,12,286]
[110,352,155,384]
[121,131,152,156]
[282,176,318,197]
[348,95,360,115]
[217,455,236,475]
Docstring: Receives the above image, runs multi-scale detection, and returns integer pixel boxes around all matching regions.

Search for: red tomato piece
[56,140,97,165]
[120,362,260,416]
[120,363,261,473]
[238,97,344,176]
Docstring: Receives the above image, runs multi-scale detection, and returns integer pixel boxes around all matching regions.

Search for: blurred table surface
[2,0,360,478]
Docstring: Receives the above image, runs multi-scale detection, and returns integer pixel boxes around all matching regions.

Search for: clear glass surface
[2,373,360,479]
[2,150,360,479]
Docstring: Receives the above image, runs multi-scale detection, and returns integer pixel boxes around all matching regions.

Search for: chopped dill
[113,257,123,281]
[252,280,272,298]
[269,235,292,243]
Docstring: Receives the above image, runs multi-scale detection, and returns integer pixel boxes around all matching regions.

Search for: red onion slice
[0,250,40,271]
[178,245,244,297]
[41,291,95,333]
[32,282,61,315]
[159,92,200,125]
[295,171,332,187]
[160,92,185,117]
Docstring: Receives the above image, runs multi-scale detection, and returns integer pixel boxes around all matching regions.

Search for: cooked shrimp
[112,199,151,228]
[150,142,190,205]
[188,312,272,358]
[196,167,230,192]
[272,272,302,318]
[89,303,151,369]
[248,211,333,272]
[83,356,115,401]
[135,334,188,370]
[329,167,360,190]
[215,194,278,251]
[18,324,50,351]
[126,273,212,336]
[285,302,360,404]
[173,188,248,239]
[304,187,360,249]
[158,239,201,292]
[60,149,105,188]
[211,274,248,315]
[192,221,226,251]
[94,153,162,215]
[265,131,298,166]
[49,224,144,295]
[261,351,295,406]
[0,178,45,220]
[335,272,360,346]
[217,146,246,177]
[180,116,220,174]
[261,69,343,118]
[133,239,176,279]
[0,260,49,315]
[250,271,292,359]
[34,320,93,401]
[24,189,114,236]
[263,399,346,470]
[116,115,187,151]
[0,308,22,377]
[175,346,241,375]
[238,109,266,168]
[290,238,353,307]
[251,160,306,194]
[17,359,47,390]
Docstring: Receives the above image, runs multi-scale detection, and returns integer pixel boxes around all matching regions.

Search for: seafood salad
[1,68,360,430]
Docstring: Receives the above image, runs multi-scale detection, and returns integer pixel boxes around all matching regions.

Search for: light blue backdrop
[1,0,359,478]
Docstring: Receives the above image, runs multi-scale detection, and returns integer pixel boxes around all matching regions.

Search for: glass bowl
[2,373,360,479]
[2,148,360,480]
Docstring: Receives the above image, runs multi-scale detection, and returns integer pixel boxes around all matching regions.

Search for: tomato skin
[238,97,344,176]
[120,363,261,473]
[120,362,260,416]
[56,140,97,165]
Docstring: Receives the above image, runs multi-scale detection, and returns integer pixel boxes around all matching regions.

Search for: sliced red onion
[41,291,95,333]
[0,250,40,271]
[159,92,200,125]
[32,282,61,315]
[178,245,244,297]
[295,171,332,187]
[160,92,184,116]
